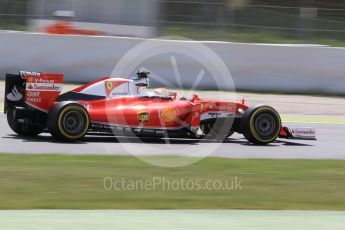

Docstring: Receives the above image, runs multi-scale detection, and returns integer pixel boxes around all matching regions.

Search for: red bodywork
[71,80,248,134]
[24,72,64,112]
[16,71,314,140]
[79,96,248,131]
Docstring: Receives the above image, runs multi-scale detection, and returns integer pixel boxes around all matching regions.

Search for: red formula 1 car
[4,71,316,144]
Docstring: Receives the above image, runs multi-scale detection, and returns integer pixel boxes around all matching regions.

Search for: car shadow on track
[3,133,314,147]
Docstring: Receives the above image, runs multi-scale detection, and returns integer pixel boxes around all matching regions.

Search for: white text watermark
[103,176,242,192]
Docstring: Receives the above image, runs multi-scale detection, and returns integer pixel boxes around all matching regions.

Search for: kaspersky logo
[6,86,23,101]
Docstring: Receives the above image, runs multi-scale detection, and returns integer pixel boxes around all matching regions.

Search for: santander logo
[6,86,23,102]
[26,83,62,91]
[291,128,315,135]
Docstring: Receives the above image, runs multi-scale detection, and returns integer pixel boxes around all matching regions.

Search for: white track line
[283,121,345,125]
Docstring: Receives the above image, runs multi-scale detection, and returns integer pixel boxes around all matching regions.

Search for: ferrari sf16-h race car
[4,71,316,144]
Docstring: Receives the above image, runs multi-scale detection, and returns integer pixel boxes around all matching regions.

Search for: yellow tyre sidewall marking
[57,106,89,140]
[249,108,281,143]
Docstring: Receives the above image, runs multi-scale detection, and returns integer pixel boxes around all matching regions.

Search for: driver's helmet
[133,71,150,87]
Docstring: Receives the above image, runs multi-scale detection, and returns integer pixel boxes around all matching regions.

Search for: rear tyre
[241,105,281,145]
[6,107,44,136]
[47,103,89,142]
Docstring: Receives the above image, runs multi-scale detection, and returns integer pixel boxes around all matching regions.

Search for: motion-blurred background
[0,0,344,95]
[1,0,345,45]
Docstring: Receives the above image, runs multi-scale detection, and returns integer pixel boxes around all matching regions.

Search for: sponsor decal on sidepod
[137,112,150,123]
[160,107,179,124]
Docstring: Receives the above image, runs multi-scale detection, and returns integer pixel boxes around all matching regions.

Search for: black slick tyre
[47,103,89,142]
[241,105,281,145]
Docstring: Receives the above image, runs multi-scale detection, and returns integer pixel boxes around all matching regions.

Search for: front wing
[280,127,316,140]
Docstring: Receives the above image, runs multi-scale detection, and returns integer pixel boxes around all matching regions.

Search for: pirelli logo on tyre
[137,111,150,123]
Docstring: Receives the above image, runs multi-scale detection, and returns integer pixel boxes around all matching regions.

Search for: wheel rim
[254,112,276,137]
[62,111,85,135]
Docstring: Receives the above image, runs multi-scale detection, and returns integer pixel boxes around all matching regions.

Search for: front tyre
[47,103,89,142]
[241,105,281,145]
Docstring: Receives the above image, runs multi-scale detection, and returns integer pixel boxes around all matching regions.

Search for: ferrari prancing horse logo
[106,81,113,90]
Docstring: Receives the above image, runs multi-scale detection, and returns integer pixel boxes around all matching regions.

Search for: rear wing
[4,71,64,113]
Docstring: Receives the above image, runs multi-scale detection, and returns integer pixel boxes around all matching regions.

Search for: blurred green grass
[0,23,27,31]
[0,154,345,210]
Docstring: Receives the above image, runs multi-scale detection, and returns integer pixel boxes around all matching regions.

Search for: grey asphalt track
[0,114,344,160]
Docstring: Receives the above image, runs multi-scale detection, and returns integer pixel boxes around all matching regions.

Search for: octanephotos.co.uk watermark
[103,176,243,192]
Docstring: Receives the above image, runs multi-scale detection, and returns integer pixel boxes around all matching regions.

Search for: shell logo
[160,106,179,123]
[27,77,34,83]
